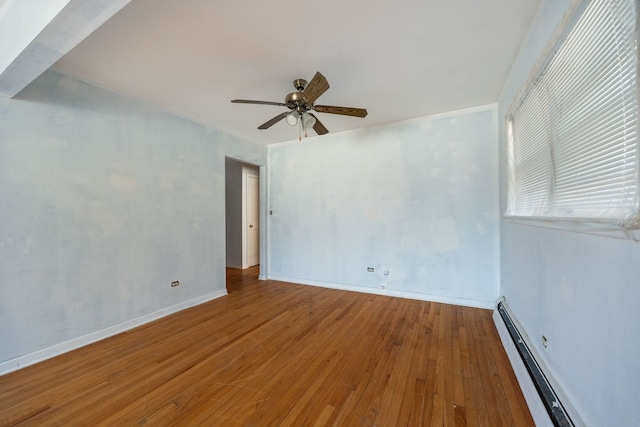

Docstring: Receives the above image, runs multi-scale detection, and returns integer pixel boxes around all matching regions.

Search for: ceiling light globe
[302,112,316,128]
[286,112,298,126]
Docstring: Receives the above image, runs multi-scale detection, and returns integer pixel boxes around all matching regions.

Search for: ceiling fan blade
[309,114,329,135]
[232,99,287,107]
[314,105,368,118]
[258,112,289,129]
[302,72,330,104]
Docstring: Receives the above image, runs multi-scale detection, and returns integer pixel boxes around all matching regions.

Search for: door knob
[249,224,254,228]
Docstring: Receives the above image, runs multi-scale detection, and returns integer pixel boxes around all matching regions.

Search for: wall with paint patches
[267,106,499,307]
[0,70,266,367]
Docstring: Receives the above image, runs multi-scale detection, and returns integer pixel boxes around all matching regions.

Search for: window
[505,0,640,234]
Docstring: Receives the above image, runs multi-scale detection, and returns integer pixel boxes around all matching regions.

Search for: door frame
[242,168,260,268]
[224,157,266,277]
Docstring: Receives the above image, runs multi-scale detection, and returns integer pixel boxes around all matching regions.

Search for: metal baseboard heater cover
[497,302,574,427]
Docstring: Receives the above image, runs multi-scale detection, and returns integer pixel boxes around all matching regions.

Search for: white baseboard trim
[493,309,553,427]
[267,275,494,309]
[0,290,227,376]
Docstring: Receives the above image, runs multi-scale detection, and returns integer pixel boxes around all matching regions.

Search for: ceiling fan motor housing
[286,78,310,110]
[285,91,304,106]
[285,92,310,114]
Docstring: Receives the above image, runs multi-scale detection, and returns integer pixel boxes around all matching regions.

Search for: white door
[246,174,260,267]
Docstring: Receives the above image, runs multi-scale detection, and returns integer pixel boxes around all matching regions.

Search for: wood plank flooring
[0,267,533,426]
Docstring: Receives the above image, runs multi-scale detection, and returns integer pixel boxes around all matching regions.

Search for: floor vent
[497,302,574,427]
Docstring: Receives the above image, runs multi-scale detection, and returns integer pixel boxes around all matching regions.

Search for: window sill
[503,214,640,241]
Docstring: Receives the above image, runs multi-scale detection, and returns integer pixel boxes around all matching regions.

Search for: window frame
[504,0,640,237]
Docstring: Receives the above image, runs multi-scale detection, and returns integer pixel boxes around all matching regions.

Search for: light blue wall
[268,107,499,307]
[498,1,640,425]
[0,70,266,366]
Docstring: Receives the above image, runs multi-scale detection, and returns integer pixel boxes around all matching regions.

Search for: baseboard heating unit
[496,302,575,427]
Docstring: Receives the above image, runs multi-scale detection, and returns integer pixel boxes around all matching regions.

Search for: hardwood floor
[0,267,533,426]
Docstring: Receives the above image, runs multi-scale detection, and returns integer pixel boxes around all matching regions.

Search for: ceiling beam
[0,0,131,98]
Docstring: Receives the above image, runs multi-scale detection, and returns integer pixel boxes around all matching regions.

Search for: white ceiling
[51,0,541,145]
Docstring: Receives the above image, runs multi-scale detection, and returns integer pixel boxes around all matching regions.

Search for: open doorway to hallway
[224,158,261,287]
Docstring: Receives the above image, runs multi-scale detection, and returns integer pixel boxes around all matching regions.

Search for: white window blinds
[506,0,640,232]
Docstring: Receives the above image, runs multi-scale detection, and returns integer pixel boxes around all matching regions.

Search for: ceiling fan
[231,72,367,140]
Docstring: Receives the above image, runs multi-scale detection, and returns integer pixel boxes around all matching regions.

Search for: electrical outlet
[171,280,180,288]
[367,267,374,272]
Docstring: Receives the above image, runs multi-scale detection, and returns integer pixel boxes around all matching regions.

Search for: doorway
[225,158,261,270]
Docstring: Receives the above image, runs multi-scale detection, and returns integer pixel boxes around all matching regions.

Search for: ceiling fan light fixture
[286,111,298,126]
[302,112,316,128]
